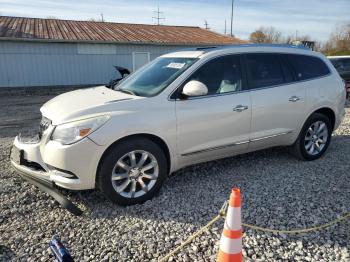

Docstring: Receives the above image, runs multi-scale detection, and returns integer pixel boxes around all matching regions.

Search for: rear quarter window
[286,54,330,81]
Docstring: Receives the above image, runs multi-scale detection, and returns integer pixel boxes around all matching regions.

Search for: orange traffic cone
[217,188,242,262]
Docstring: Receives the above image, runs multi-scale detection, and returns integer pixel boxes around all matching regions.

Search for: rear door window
[245,53,285,89]
[286,54,330,80]
[280,57,295,83]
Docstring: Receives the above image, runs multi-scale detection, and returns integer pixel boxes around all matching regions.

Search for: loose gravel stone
[0,92,349,261]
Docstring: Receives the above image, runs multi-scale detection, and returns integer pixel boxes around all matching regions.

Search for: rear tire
[97,137,168,205]
[289,113,332,161]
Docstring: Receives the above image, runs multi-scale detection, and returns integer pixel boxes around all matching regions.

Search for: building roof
[0,16,245,46]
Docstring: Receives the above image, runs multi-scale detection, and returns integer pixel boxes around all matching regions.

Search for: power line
[152,5,165,25]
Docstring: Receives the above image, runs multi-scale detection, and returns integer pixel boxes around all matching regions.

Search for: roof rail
[195,46,218,50]
[192,43,311,52]
[173,43,311,54]
[217,43,311,50]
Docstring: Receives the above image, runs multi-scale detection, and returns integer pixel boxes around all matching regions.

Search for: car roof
[163,44,316,59]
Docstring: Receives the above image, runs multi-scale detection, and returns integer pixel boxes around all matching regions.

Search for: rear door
[245,53,306,150]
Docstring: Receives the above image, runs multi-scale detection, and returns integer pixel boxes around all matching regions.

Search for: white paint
[219,235,242,254]
[166,62,186,69]
[161,51,204,58]
[224,207,242,231]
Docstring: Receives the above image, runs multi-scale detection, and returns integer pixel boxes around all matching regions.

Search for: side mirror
[182,80,208,97]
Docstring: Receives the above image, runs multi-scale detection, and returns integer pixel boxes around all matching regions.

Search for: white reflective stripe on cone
[219,235,242,254]
[224,206,241,230]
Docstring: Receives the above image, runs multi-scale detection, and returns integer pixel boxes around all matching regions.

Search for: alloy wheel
[304,120,328,156]
[111,150,159,198]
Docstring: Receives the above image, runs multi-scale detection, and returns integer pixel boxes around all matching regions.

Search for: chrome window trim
[175,88,249,101]
[247,73,332,93]
[167,52,332,101]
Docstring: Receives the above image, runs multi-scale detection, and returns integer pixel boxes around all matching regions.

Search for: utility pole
[230,0,234,36]
[204,20,210,30]
[100,13,104,22]
[224,20,227,35]
[152,5,165,25]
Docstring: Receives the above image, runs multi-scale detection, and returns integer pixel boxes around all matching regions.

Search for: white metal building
[0,16,244,88]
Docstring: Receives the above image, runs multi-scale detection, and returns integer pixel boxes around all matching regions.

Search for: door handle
[289,96,301,102]
[233,105,248,112]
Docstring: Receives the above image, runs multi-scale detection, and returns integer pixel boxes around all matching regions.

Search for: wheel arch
[310,107,336,131]
[96,133,172,183]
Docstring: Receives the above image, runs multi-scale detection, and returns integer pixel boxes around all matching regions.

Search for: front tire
[290,113,332,161]
[97,137,168,205]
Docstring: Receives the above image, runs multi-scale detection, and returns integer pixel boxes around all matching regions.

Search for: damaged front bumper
[10,120,104,191]
[10,135,85,190]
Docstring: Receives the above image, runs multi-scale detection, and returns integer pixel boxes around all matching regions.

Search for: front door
[175,54,252,166]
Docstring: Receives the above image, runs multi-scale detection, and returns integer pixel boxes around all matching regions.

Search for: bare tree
[88,17,104,22]
[249,26,282,43]
[324,22,350,55]
[264,26,282,43]
[297,35,312,41]
[283,34,293,44]
[45,16,59,19]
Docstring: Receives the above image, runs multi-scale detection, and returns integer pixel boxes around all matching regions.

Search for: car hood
[40,86,135,125]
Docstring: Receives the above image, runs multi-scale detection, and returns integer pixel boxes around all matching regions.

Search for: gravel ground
[0,90,349,262]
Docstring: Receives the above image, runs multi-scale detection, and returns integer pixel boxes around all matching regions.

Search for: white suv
[11,44,346,205]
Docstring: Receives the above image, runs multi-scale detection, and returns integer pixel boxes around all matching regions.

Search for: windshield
[115,57,197,97]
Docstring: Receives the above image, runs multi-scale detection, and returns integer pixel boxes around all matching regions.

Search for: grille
[39,116,51,138]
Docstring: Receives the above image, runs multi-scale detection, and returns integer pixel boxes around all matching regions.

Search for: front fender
[87,106,178,171]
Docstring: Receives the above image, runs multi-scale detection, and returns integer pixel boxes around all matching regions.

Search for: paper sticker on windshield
[166,62,186,69]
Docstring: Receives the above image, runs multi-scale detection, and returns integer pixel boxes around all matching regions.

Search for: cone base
[217,250,242,262]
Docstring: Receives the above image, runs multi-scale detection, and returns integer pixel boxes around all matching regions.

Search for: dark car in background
[328,56,350,98]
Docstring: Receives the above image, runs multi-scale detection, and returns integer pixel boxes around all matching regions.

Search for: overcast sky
[0,0,349,41]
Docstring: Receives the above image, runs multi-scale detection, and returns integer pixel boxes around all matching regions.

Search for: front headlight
[51,116,110,145]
